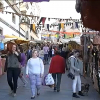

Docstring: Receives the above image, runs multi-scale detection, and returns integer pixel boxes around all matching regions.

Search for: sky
[38,0,81,19]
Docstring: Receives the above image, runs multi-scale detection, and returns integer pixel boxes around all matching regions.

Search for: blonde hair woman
[26,49,44,99]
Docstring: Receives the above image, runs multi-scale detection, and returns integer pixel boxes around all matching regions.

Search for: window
[26,31,29,40]
[12,0,16,3]
[31,36,33,40]
[30,12,33,15]
[30,36,34,40]
[12,14,16,24]
[0,1,3,11]
[21,11,26,15]
[0,29,3,35]
[26,3,29,10]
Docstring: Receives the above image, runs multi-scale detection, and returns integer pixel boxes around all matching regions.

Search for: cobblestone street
[0,65,100,100]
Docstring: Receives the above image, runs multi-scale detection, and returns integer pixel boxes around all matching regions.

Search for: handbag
[67,72,75,80]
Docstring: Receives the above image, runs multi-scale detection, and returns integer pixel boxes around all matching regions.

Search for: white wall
[0,1,26,37]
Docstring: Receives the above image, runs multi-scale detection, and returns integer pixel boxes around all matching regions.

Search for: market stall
[81,32,100,93]
[0,35,30,76]
[0,35,5,76]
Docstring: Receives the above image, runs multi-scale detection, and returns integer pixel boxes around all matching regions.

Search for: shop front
[81,32,100,93]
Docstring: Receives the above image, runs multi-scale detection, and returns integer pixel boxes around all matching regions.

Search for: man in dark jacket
[26,47,32,60]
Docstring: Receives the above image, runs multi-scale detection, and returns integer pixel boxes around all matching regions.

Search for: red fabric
[49,55,65,74]
[42,18,46,26]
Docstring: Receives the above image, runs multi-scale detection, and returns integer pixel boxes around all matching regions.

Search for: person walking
[52,47,55,57]
[39,47,44,61]
[60,47,66,59]
[26,47,32,61]
[18,47,27,87]
[26,49,44,99]
[49,51,66,92]
[4,44,21,97]
[69,50,84,98]
[43,44,49,64]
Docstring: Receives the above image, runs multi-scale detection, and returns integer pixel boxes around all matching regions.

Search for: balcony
[20,16,30,32]
[5,0,21,14]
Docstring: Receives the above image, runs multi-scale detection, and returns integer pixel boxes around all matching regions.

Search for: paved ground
[0,64,100,100]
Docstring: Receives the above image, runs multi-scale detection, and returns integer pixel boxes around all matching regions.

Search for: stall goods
[68,41,81,51]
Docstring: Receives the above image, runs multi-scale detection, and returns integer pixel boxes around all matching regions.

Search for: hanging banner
[50,30,80,35]
[23,0,49,2]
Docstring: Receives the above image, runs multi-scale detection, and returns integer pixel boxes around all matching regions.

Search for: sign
[23,0,49,2]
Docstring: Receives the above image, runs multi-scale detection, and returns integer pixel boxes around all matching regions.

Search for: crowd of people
[4,42,84,99]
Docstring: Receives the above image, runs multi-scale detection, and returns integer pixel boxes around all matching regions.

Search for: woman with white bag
[26,49,44,99]
[49,51,66,92]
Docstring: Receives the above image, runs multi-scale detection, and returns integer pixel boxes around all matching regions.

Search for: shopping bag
[45,74,55,86]
[42,74,48,86]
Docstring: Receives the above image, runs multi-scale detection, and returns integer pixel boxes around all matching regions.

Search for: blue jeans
[39,57,44,61]
[44,54,48,63]
[52,54,55,57]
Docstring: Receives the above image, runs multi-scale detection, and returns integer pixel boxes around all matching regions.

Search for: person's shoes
[31,96,35,99]
[57,90,60,92]
[9,90,13,95]
[23,84,26,87]
[54,87,56,92]
[13,93,16,97]
[73,93,80,98]
[37,93,40,96]
[78,91,84,96]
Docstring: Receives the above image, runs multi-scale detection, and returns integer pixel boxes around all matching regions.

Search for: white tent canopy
[3,38,17,43]
[60,35,81,44]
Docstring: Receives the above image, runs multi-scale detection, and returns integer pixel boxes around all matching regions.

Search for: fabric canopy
[4,35,25,40]
[23,0,49,2]
[4,35,29,44]
[3,38,16,43]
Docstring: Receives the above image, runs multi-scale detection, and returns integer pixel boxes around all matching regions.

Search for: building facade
[19,1,40,40]
[0,0,40,40]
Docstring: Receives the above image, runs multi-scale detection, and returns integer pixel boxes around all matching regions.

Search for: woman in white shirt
[26,49,44,99]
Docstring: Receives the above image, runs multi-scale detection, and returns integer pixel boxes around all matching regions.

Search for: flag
[58,23,61,31]
[61,23,64,30]
[30,24,33,32]
[47,24,49,31]
[33,24,35,32]
[23,0,49,2]
[75,22,79,28]
[42,17,46,26]
[39,17,43,25]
